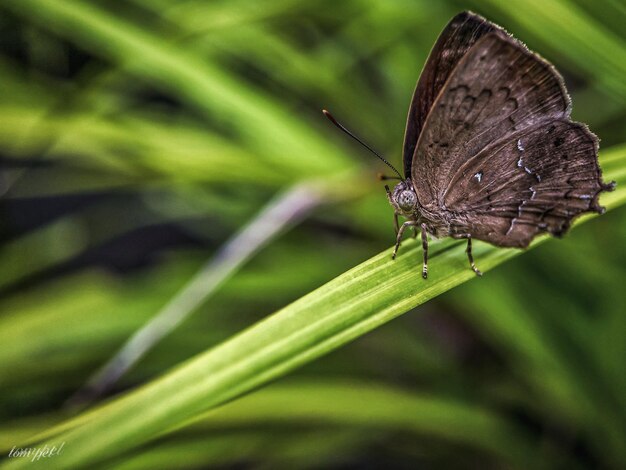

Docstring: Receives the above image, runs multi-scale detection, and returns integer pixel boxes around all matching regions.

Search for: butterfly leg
[466,237,483,277]
[392,221,417,260]
[421,223,429,279]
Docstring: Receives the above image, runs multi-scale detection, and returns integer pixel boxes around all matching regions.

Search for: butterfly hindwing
[443,120,609,247]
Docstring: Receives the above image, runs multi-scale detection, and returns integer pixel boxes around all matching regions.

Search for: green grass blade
[166,380,539,468]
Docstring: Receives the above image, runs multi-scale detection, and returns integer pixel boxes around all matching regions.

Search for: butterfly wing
[402,11,500,177]
[444,120,610,247]
[411,33,611,247]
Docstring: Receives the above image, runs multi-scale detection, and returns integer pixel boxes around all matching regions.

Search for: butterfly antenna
[323,109,403,180]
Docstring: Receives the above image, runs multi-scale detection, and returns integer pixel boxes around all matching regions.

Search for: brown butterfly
[324,11,615,279]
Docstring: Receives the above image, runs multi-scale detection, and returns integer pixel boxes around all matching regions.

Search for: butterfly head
[390,180,418,215]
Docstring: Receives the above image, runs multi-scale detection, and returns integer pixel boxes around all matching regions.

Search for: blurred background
[1,0,625,468]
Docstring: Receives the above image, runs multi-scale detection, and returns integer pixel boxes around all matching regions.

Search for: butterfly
[324,11,615,279]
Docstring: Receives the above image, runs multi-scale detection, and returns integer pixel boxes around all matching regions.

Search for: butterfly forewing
[412,33,571,207]
[402,12,499,177]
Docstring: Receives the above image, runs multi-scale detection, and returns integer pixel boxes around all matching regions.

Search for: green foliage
[0,0,625,468]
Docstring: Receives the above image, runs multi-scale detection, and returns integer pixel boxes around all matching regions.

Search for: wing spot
[473,171,483,183]
[517,139,524,151]
[497,86,511,98]
[450,85,470,94]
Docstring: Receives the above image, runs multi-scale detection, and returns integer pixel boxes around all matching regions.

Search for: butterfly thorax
[389,179,452,237]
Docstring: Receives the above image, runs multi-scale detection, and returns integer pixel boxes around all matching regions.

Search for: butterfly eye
[397,190,417,212]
